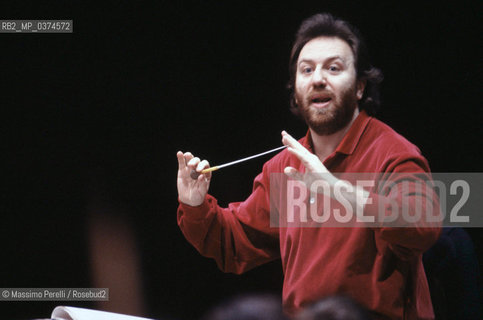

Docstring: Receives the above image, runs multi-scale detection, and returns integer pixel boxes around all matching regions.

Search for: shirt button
[309,197,315,204]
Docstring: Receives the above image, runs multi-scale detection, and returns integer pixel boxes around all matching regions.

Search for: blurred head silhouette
[200,293,288,320]
[295,295,372,320]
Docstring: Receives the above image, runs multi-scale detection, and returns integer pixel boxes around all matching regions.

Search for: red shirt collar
[303,110,372,156]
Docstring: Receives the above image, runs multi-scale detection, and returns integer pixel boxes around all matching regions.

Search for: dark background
[0,1,481,319]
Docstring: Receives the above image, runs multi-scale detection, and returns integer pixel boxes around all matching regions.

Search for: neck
[310,108,359,161]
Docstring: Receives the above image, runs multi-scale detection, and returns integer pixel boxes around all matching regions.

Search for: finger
[282,131,311,156]
[187,157,200,169]
[198,169,212,181]
[184,152,194,162]
[286,146,325,173]
[196,160,210,172]
[284,166,304,181]
[281,131,321,168]
[198,160,212,180]
[177,151,187,170]
[284,166,297,176]
[286,145,306,160]
[190,159,211,180]
[285,144,315,168]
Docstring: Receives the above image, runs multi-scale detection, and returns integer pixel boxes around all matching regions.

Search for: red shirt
[178,111,441,319]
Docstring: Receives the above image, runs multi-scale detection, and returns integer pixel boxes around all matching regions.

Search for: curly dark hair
[288,13,383,116]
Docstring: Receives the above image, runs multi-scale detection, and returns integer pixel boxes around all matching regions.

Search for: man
[176,13,440,319]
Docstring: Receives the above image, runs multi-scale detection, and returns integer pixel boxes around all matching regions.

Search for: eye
[328,65,340,72]
[300,66,313,74]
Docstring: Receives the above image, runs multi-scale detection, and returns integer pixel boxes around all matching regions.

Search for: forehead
[298,36,354,63]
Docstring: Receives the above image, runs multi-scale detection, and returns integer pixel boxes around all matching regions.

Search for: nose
[311,66,326,87]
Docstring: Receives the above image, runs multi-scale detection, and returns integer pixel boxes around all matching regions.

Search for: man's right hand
[177,151,212,207]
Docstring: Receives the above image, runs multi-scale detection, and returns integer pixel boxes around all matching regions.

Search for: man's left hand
[281,130,332,181]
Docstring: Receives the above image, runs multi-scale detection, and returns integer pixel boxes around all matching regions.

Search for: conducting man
[176,13,440,319]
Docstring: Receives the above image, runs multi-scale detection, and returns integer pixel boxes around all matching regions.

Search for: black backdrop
[0,1,481,319]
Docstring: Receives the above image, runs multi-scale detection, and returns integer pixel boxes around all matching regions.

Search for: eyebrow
[298,55,348,65]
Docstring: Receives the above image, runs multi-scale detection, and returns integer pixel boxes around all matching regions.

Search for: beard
[295,84,359,136]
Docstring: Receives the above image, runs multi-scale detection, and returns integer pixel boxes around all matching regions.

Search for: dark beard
[297,86,358,136]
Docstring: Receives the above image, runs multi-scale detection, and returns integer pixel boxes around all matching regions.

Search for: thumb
[284,167,303,181]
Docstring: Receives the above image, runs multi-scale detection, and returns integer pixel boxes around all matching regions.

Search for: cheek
[332,76,357,94]
[295,77,309,94]
[294,81,304,101]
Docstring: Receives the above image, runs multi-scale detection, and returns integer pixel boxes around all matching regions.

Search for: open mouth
[310,94,332,107]
[312,97,331,103]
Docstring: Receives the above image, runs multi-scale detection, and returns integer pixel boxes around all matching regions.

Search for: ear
[292,91,299,106]
[356,79,366,100]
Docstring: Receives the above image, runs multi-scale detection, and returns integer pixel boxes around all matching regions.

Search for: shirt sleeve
[363,152,442,260]
[177,165,280,274]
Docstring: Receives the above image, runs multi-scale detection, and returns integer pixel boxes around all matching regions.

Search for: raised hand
[281,130,335,183]
[177,151,212,206]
